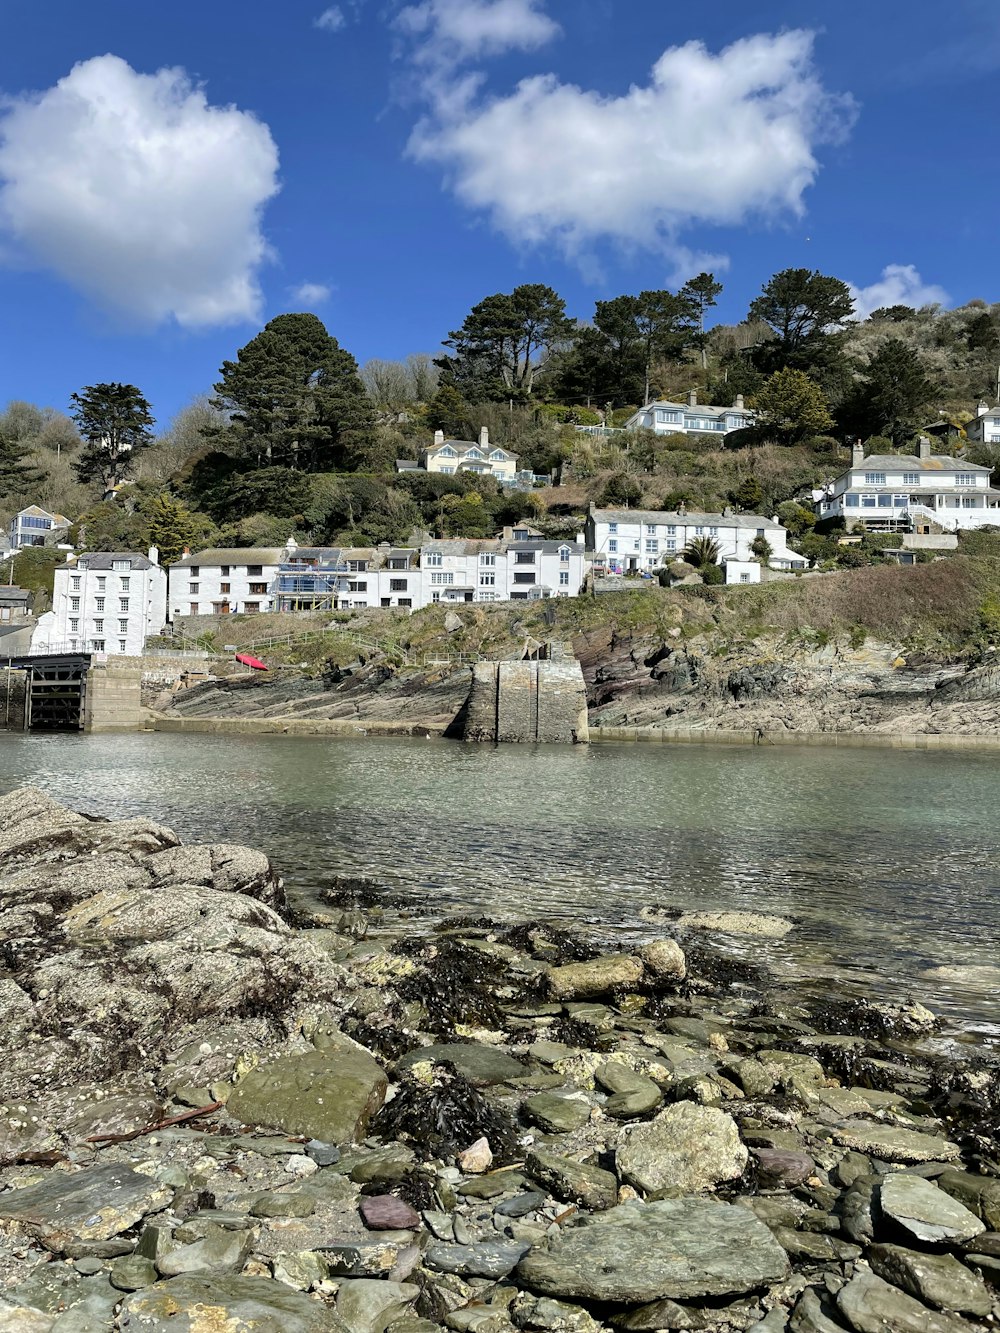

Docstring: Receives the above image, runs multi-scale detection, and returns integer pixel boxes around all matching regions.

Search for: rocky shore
[1,789,999,1331]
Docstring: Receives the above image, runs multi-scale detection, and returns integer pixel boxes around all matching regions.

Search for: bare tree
[361,359,413,409]
[405,353,439,402]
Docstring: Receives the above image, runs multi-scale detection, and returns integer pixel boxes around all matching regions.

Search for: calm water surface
[1,732,998,1032]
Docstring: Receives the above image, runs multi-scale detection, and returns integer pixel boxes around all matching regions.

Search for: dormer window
[559,546,570,562]
[466,448,483,459]
[489,450,505,460]
[437,445,456,457]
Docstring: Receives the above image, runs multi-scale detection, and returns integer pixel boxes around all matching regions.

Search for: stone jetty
[0,787,998,1331]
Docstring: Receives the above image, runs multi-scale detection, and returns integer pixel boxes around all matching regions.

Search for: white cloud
[0,55,280,327]
[396,0,559,65]
[407,30,854,264]
[315,6,346,31]
[290,281,332,305]
[848,264,949,320]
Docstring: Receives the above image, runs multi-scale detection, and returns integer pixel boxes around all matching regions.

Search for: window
[118,640,127,653]
[249,582,267,595]
[559,571,569,585]
[119,598,129,613]
[118,619,128,633]
[247,565,262,576]
[91,639,105,652]
[665,524,676,535]
[112,559,130,572]
[390,578,407,591]
[609,522,618,534]
[348,560,368,572]
[69,618,79,633]
[480,553,496,566]
[877,494,892,507]
[189,583,199,594]
[903,472,920,485]
[665,539,676,551]
[93,596,104,612]
[861,496,877,508]
[432,591,441,603]
[513,571,536,584]
[559,547,570,562]
[963,496,979,508]
[71,576,81,591]
[864,472,886,485]
[709,526,719,536]
[189,603,199,615]
[398,598,412,608]
[956,473,977,486]
[430,572,454,585]
[694,526,704,536]
[94,619,104,633]
[96,577,106,591]
[515,552,535,564]
[437,445,456,456]
[740,573,751,584]
[845,493,859,507]
[220,583,231,595]
[478,591,500,602]
[120,577,130,591]
[608,539,618,553]
[389,557,408,569]
[440,466,455,474]
[490,450,505,460]
[645,524,656,535]
[189,566,199,577]
[645,540,658,554]
[426,552,442,567]
[244,603,259,613]
[348,580,367,592]
[466,448,482,459]
[479,572,495,587]
[221,565,230,577]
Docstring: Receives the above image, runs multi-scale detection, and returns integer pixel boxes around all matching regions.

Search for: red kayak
[236,653,268,670]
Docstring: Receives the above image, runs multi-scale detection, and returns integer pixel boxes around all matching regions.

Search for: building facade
[625,391,755,438]
[586,506,806,577]
[814,441,999,531]
[33,550,167,655]
[964,403,1000,444]
[167,548,284,618]
[418,538,585,605]
[424,427,518,480]
[9,505,70,549]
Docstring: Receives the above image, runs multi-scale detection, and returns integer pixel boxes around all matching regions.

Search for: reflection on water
[1,731,998,1028]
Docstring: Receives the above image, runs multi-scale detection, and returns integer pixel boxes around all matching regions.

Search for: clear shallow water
[1,732,998,1031]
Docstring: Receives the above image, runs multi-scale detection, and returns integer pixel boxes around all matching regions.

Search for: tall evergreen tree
[438,284,573,401]
[212,312,374,471]
[841,339,934,446]
[679,271,724,369]
[748,268,854,388]
[0,428,44,498]
[70,383,155,493]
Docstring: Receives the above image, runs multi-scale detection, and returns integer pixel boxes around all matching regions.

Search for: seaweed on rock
[394,938,513,1036]
[373,1065,519,1163]
[496,920,601,963]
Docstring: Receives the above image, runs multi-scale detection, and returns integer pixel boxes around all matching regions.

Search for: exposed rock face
[0,787,344,1118]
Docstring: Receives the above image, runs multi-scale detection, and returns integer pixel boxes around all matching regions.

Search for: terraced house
[625,390,754,438]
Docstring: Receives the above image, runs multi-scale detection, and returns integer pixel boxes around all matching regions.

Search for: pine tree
[0,429,44,498]
[70,383,155,493]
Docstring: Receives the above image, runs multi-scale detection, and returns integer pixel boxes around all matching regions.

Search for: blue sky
[0,0,996,428]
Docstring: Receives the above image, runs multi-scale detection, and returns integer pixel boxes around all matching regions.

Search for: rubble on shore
[1,786,998,1332]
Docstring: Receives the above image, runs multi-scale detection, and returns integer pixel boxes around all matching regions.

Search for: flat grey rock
[617,1102,748,1196]
[868,1243,992,1317]
[516,1198,789,1303]
[0,1163,172,1251]
[426,1239,531,1278]
[878,1173,985,1244]
[832,1121,959,1163]
[395,1042,526,1085]
[121,1276,348,1331]
[836,1268,968,1333]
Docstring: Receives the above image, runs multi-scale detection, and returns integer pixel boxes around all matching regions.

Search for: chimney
[181,545,191,558]
[918,435,931,461]
[434,429,444,447]
[285,536,298,553]
[851,441,864,467]
[479,426,489,447]
[687,389,697,407]
[148,546,159,566]
[734,394,744,410]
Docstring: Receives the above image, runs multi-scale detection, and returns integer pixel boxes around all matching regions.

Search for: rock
[547,954,644,1001]
[839,1178,877,1245]
[121,1275,347,1331]
[336,1278,419,1332]
[495,1191,546,1218]
[305,1138,341,1167]
[878,1173,985,1244]
[457,1137,494,1173]
[361,1194,422,1230]
[323,1240,405,1277]
[617,1102,748,1196]
[831,1121,960,1163]
[271,1250,330,1290]
[395,1043,526,1086]
[937,1168,1000,1229]
[0,1305,55,1333]
[459,1169,531,1200]
[771,1227,860,1264]
[250,1191,317,1219]
[674,911,793,938]
[595,1063,662,1120]
[108,1254,158,1291]
[752,1147,814,1189]
[228,1043,388,1144]
[868,1243,992,1317]
[427,1240,532,1279]
[517,1198,789,1303]
[525,1148,618,1211]
[509,1292,603,1330]
[157,1222,257,1277]
[522,1092,592,1134]
[0,1162,172,1251]
[285,1153,318,1177]
[444,612,463,633]
[789,1287,853,1333]
[639,939,686,982]
[836,1268,967,1333]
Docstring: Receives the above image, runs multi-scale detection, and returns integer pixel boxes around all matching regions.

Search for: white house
[9,505,71,549]
[419,537,586,604]
[168,548,284,618]
[586,506,806,578]
[625,391,755,438]
[424,427,518,481]
[32,549,167,655]
[965,402,1000,445]
[814,440,999,532]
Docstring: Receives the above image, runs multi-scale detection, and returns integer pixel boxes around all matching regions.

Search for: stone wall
[0,669,27,730]
[84,664,144,733]
[463,657,589,743]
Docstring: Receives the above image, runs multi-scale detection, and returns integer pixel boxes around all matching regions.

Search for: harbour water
[1,731,998,1032]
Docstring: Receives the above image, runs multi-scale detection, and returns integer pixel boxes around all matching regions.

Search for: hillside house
[9,506,70,549]
[624,391,755,438]
[424,427,518,481]
[167,548,283,618]
[32,550,167,655]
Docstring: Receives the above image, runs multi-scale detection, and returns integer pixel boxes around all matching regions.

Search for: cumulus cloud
[396,0,560,65]
[849,264,949,319]
[290,281,332,304]
[407,29,854,264]
[315,6,346,31]
[0,55,280,327]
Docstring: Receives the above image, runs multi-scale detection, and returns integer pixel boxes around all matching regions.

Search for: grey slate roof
[171,548,284,569]
[589,507,784,531]
[851,454,991,473]
[77,551,156,570]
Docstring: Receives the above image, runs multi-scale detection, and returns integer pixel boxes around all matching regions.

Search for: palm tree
[682,535,721,568]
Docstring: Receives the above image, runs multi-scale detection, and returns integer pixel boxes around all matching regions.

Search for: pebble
[360,1194,422,1231]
